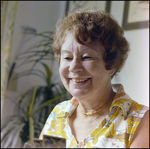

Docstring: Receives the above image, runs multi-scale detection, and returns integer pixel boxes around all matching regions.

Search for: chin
[70,88,89,98]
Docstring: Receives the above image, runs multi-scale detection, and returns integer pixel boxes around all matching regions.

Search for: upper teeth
[72,78,88,83]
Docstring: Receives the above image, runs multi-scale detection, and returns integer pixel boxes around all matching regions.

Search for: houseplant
[1,28,71,148]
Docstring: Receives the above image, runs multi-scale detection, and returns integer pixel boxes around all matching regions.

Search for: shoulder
[129,108,149,148]
[127,99,149,118]
[126,100,149,148]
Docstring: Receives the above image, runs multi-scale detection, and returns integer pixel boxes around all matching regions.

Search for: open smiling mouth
[71,78,90,83]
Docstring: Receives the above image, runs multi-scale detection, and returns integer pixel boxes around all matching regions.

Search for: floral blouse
[43,84,149,148]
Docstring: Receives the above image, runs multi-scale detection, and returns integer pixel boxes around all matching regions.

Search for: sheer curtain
[1,1,18,111]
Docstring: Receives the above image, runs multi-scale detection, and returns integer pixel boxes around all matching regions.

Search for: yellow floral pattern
[43,84,149,148]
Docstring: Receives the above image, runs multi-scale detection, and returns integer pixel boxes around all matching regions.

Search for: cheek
[59,64,70,91]
[59,63,68,80]
[83,61,101,74]
[86,62,111,79]
[59,66,64,79]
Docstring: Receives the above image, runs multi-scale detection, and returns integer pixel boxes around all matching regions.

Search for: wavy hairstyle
[52,8,130,78]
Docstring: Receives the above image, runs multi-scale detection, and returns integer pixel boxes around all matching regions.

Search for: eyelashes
[63,56,92,61]
[82,56,92,60]
[64,57,73,60]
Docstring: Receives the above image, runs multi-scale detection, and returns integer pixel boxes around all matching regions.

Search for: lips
[71,78,90,83]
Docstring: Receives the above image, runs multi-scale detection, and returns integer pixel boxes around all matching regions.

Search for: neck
[77,86,115,114]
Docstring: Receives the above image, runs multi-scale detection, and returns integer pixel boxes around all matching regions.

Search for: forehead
[61,33,105,54]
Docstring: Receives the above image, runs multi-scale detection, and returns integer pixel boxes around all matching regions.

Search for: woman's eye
[82,56,92,60]
[64,57,72,60]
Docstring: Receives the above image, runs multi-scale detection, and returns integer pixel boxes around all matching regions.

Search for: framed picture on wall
[122,1,149,30]
[65,1,111,15]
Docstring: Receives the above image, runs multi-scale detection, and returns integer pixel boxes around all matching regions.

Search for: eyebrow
[60,50,71,54]
[61,47,98,54]
[81,48,98,54]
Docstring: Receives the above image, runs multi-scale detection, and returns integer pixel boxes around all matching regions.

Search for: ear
[109,68,117,77]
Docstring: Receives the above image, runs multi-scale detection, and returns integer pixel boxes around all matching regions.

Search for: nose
[69,59,84,72]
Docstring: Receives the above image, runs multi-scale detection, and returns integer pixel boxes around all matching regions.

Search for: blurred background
[1,1,149,148]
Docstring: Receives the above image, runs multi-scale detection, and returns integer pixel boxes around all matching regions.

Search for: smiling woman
[39,8,149,148]
[59,33,114,102]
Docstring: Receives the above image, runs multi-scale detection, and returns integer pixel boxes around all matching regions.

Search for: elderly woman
[39,8,149,148]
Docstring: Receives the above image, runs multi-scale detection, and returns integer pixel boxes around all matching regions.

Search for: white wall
[11,1,66,91]
[111,1,149,107]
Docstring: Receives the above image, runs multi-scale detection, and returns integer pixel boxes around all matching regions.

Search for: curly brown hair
[52,8,130,78]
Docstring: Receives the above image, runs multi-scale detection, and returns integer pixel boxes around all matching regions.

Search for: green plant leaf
[40,62,52,86]
[29,116,34,144]
[12,123,25,148]
[14,69,47,82]
[1,115,25,148]
[2,30,71,147]
[32,93,67,117]
[28,84,38,117]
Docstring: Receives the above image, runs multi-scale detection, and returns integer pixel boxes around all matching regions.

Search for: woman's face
[59,33,114,100]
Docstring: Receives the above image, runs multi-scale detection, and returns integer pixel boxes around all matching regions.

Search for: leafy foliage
[1,30,71,148]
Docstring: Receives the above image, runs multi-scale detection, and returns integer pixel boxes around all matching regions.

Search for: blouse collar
[56,84,131,119]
